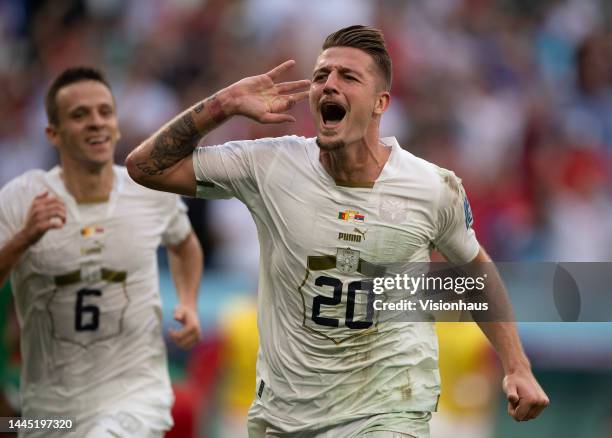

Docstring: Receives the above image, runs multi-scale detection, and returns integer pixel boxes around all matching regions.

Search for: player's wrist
[215,87,238,118]
[503,356,531,374]
[177,297,198,310]
[14,228,36,251]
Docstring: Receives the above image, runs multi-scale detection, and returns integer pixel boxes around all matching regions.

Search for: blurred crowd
[1,0,612,264]
[2,0,612,436]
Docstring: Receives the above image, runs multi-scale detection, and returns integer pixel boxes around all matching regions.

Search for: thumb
[504,381,519,404]
[174,307,185,323]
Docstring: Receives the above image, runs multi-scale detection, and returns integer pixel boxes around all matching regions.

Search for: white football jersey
[0,166,191,437]
[193,136,479,433]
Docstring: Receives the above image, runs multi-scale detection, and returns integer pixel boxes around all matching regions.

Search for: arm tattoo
[137,110,201,176]
[135,95,226,176]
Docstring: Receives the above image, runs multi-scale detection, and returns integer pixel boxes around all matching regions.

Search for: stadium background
[1,0,612,436]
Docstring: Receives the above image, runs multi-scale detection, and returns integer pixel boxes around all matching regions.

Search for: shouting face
[309,46,389,151]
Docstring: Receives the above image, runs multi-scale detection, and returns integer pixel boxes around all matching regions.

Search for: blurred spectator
[116,50,181,162]
[545,149,612,261]
[561,32,612,151]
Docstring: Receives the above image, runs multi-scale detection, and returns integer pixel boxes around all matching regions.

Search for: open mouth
[320,102,346,127]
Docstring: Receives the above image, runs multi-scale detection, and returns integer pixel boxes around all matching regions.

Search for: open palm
[228,60,310,124]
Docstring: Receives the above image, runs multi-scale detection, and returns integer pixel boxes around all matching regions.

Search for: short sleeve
[192,140,260,202]
[0,178,27,248]
[161,196,192,247]
[432,169,480,264]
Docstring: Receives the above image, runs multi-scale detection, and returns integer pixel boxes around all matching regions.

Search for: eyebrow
[68,102,113,114]
[68,105,89,114]
[313,66,364,77]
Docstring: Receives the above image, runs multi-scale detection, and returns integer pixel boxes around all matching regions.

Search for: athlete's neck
[60,162,114,204]
[320,135,391,185]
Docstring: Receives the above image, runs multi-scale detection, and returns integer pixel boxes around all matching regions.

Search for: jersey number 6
[75,288,101,331]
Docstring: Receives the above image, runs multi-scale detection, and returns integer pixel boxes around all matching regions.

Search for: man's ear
[45,124,60,149]
[373,91,390,116]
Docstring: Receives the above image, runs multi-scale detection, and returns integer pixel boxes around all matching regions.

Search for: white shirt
[0,165,191,436]
[193,136,479,432]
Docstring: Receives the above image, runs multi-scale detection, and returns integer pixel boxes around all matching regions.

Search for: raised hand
[223,60,310,124]
[19,191,66,246]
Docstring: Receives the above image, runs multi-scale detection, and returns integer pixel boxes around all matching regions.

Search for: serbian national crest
[336,248,360,273]
[379,196,409,224]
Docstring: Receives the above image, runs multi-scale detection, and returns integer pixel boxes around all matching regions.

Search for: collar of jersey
[307,136,400,189]
[43,165,123,223]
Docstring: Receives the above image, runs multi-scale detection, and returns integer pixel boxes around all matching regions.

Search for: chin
[83,154,114,169]
[316,136,345,151]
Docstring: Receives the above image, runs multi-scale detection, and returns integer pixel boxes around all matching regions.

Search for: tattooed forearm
[147,112,200,174]
[131,94,228,176]
[136,110,201,176]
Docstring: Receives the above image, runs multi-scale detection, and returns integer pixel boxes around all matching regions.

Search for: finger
[186,330,201,347]
[266,60,296,80]
[289,90,310,103]
[525,396,549,420]
[169,322,196,337]
[44,205,67,221]
[260,113,296,124]
[52,206,67,223]
[503,379,519,405]
[189,325,202,343]
[35,201,66,222]
[48,217,64,229]
[169,328,197,349]
[275,79,311,94]
[168,327,188,343]
[37,194,61,206]
[508,401,524,421]
[47,214,66,226]
[177,331,198,348]
[35,211,66,229]
[174,307,186,323]
[524,403,544,421]
[34,191,49,200]
[39,208,65,225]
[42,197,66,208]
[514,400,532,421]
[507,401,518,419]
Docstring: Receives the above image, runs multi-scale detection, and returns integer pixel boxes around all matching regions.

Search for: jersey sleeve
[161,196,192,247]
[192,139,262,202]
[0,177,27,248]
[432,169,480,264]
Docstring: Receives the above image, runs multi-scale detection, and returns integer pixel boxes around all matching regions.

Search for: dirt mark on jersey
[401,371,413,400]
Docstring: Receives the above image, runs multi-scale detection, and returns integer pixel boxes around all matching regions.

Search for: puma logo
[353,228,368,239]
[338,232,361,243]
